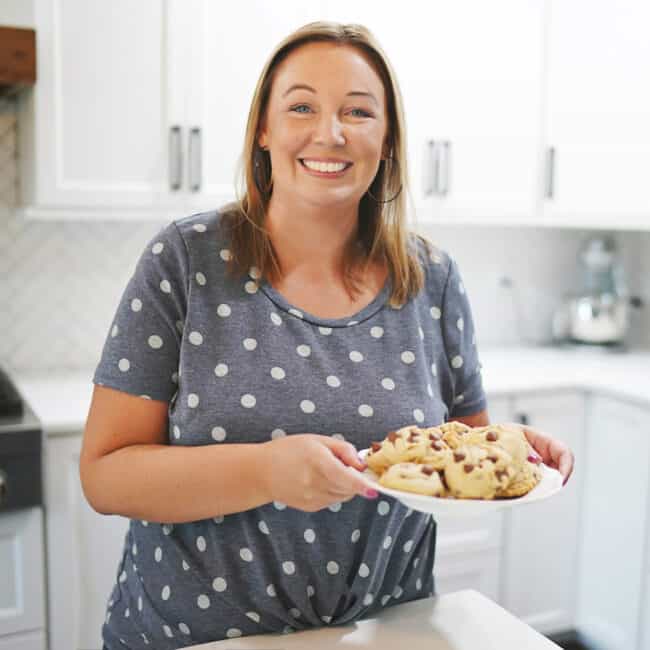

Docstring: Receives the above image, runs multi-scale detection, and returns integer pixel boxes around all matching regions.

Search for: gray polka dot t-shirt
[93,209,487,649]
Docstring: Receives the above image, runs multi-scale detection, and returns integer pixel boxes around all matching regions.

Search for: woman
[81,21,573,650]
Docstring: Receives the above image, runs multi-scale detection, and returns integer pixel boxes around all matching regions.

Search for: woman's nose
[313,114,346,146]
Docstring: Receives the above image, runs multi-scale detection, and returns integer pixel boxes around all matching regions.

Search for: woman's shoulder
[407,230,454,288]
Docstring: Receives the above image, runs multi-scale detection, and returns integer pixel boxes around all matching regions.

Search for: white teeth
[302,159,348,173]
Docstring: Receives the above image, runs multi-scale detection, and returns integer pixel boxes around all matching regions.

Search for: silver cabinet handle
[423,140,436,196]
[169,125,183,191]
[189,126,202,193]
[436,140,451,196]
[545,146,555,199]
[0,469,7,506]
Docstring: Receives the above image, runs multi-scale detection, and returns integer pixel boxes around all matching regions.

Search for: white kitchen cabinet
[500,391,585,635]
[577,395,650,650]
[327,1,545,224]
[542,0,650,227]
[45,432,129,650]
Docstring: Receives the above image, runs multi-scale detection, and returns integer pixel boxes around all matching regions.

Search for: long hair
[220,21,426,306]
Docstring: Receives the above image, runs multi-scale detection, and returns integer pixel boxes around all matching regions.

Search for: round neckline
[259,277,392,328]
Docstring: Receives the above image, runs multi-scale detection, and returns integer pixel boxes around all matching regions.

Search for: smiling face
[258,41,389,212]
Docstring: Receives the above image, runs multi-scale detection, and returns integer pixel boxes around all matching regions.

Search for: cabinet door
[21,0,181,217]
[326,1,544,224]
[543,0,650,226]
[577,396,650,650]
[0,507,45,637]
[188,0,329,211]
[501,391,584,635]
[46,434,129,650]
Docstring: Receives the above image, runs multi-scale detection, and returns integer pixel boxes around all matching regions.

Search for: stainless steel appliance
[0,367,47,649]
[552,235,643,347]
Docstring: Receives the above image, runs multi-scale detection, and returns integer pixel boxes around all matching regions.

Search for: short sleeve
[440,256,487,417]
[93,222,189,402]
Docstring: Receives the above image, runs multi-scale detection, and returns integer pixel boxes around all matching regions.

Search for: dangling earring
[366,156,403,203]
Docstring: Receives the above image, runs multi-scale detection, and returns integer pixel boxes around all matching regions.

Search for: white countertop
[12,345,650,435]
[181,589,559,650]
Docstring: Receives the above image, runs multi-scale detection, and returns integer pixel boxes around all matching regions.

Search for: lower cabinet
[45,433,129,650]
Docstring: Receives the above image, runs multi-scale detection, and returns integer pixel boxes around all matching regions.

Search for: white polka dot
[148,335,163,349]
[349,350,364,362]
[271,429,286,439]
[351,529,361,543]
[226,628,242,638]
[160,280,171,294]
[193,224,207,233]
[363,593,374,606]
[416,578,422,590]
[289,308,304,319]
[300,400,315,414]
[119,570,127,583]
[347,320,359,326]
[304,529,316,543]
[245,281,258,294]
[249,266,261,279]
[454,393,465,404]
[332,433,345,441]
[370,326,384,338]
[197,594,210,609]
[220,248,232,261]
[282,561,296,575]
[154,547,162,562]
[358,404,374,417]
[246,611,261,623]
[383,536,392,549]
[290,608,301,618]
[427,384,434,397]
[162,585,171,600]
[131,298,142,312]
[307,585,315,597]
[326,561,340,575]
[452,355,464,369]
[413,409,424,423]
[430,306,441,320]
[319,327,332,335]
[273,501,287,510]
[404,540,414,553]
[213,577,227,592]
[258,521,270,535]
[431,363,438,376]
[118,358,130,372]
[152,242,164,255]
[270,312,282,325]
[111,324,118,337]
[138,596,143,611]
[393,585,403,599]
[271,367,285,380]
[188,331,203,345]
[162,524,173,535]
[243,338,257,351]
[328,502,342,512]
[378,501,390,515]
[217,304,231,317]
[196,536,206,552]
[297,344,311,357]
[267,584,276,597]
[326,375,341,388]
[188,393,199,408]
[322,616,332,624]
[419,326,424,340]
[381,595,391,606]
[213,516,224,524]
[358,563,370,578]
[241,394,256,408]
[163,625,173,638]
[179,622,191,635]
[401,351,415,364]
[214,363,228,377]
[240,548,253,562]
[414,557,420,567]
[457,317,464,331]
[195,272,206,286]
[381,377,395,390]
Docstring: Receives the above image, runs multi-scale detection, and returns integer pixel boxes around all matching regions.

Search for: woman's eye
[290,105,311,114]
[350,108,372,118]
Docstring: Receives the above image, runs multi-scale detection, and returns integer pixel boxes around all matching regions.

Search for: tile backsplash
[1,101,648,373]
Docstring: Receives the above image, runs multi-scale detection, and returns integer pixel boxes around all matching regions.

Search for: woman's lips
[298,159,353,177]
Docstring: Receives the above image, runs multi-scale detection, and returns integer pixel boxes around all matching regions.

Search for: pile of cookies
[366,421,543,500]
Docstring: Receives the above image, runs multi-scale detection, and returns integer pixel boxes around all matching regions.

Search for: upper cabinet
[15,0,650,228]
[541,0,650,228]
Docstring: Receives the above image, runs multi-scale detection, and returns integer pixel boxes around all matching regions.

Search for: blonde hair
[220,21,426,306]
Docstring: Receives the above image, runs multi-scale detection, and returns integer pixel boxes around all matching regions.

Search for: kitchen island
[181,589,559,650]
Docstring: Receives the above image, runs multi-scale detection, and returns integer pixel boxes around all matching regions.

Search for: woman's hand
[258,434,377,512]
[509,423,575,485]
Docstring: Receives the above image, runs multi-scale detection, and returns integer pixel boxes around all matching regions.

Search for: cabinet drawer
[434,512,504,555]
[434,548,501,602]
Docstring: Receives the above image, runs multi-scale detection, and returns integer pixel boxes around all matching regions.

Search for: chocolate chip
[486,431,498,442]
[408,432,419,442]
[429,432,441,440]
[431,441,443,451]
[387,431,398,442]
[453,451,466,462]
[463,464,474,473]
[496,469,508,482]
[487,455,498,463]
[421,466,435,476]
[371,442,381,452]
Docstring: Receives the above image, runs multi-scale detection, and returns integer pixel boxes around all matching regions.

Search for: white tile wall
[1,101,648,373]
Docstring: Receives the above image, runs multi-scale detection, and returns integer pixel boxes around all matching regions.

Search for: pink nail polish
[364,488,379,499]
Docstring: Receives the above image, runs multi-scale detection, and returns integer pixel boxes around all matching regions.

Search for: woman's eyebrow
[282,83,378,105]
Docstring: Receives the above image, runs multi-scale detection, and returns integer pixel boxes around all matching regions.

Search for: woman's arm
[80,385,270,524]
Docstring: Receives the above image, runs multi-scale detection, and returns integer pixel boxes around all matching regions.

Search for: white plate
[358,448,564,517]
